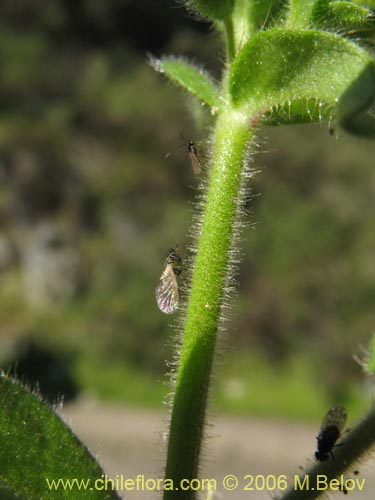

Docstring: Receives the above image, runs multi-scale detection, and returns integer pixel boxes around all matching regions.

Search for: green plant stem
[224,16,236,62]
[280,409,375,500]
[164,109,252,500]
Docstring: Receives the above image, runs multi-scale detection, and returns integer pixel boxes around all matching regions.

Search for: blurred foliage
[236,125,375,402]
[214,350,369,421]
[0,0,373,417]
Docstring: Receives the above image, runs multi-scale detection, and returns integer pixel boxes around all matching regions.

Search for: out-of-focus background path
[62,399,375,500]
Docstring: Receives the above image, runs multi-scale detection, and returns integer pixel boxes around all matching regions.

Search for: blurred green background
[0,0,374,422]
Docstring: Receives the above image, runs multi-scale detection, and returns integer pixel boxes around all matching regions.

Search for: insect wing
[155,263,179,314]
[319,406,347,434]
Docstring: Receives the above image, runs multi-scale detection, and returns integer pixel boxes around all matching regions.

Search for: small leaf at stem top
[229,29,375,136]
[150,56,220,109]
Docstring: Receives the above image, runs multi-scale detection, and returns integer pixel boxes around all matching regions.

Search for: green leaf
[356,0,375,9]
[311,1,375,38]
[0,486,27,500]
[229,29,375,135]
[288,0,375,40]
[150,56,220,108]
[232,0,286,52]
[0,374,119,500]
[248,0,287,31]
[186,0,234,20]
[287,0,321,28]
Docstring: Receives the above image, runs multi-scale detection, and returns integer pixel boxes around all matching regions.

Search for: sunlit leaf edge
[150,55,220,109]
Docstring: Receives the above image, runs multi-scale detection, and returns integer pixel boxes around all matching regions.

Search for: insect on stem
[155,247,182,315]
[315,406,347,462]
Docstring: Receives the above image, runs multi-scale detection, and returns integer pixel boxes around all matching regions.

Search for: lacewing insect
[155,247,182,314]
[315,405,347,461]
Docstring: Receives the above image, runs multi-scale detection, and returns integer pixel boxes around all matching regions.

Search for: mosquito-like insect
[315,405,347,461]
[165,134,202,175]
[155,247,182,314]
[186,139,201,175]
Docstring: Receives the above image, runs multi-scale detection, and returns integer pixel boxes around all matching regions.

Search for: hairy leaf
[312,1,375,37]
[249,0,287,31]
[229,29,375,135]
[150,56,220,108]
[0,374,119,500]
[287,0,322,28]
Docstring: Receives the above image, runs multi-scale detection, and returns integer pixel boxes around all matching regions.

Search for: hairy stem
[164,109,252,500]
